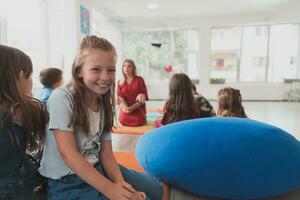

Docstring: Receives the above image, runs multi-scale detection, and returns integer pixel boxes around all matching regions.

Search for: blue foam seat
[136,118,300,199]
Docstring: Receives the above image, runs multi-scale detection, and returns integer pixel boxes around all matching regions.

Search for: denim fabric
[118,165,163,200]
[47,164,163,200]
[0,120,26,178]
[0,178,33,200]
[0,114,33,200]
[0,156,46,200]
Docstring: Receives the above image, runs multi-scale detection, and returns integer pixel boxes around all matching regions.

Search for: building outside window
[210,24,300,83]
[210,27,240,82]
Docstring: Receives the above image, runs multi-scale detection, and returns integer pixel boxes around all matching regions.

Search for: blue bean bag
[136,118,300,200]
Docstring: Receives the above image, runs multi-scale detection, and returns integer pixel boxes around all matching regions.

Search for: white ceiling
[97,0,297,21]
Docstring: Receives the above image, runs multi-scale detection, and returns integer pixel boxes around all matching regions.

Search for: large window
[123,29,199,83]
[210,24,300,83]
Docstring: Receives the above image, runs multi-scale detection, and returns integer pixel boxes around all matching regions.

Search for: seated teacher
[117,59,148,126]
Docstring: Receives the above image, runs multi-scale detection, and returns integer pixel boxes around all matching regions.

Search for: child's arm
[100,140,125,182]
[100,140,146,200]
[54,130,135,200]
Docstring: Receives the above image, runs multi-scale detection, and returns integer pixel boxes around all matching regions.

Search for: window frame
[122,28,200,85]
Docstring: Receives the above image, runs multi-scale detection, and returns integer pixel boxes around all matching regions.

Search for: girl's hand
[131,191,146,200]
[122,182,146,200]
[122,181,135,192]
[136,94,146,103]
[109,182,135,200]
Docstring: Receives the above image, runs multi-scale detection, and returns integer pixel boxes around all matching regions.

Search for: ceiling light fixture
[147,2,158,9]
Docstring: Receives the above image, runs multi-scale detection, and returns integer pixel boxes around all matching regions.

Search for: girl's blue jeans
[47,164,163,200]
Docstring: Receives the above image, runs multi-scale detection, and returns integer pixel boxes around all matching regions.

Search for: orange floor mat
[113,110,162,135]
[112,123,154,135]
[114,151,144,172]
[147,108,163,113]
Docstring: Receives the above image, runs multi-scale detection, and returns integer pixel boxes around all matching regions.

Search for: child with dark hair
[192,83,216,117]
[154,73,203,127]
[39,67,63,104]
[0,44,48,199]
[217,87,247,118]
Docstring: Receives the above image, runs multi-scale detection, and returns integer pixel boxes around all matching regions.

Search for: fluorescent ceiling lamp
[147,2,158,9]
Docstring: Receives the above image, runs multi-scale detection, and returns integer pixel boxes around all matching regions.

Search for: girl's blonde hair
[68,35,116,135]
[119,59,137,85]
[217,87,247,118]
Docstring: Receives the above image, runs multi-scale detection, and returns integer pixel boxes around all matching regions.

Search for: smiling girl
[39,36,163,200]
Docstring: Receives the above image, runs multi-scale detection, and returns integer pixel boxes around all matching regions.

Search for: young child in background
[0,44,48,199]
[217,87,247,118]
[192,83,216,117]
[154,73,202,128]
[39,35,163,200]
[39,67,63,105]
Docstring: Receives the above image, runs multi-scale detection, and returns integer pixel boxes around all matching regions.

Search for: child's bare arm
[54,130,134,200]
[100,140,124,183]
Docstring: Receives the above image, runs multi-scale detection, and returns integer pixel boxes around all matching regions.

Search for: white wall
[45,0,123,84]
[120,2,300,100]
[89,0,123,76]
[45,0,80,83]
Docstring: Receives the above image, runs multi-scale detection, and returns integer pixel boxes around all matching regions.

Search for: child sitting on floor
[217,87,247,118]
[154,73,203,128]
[39,67,63,105]
[192,83,216,117]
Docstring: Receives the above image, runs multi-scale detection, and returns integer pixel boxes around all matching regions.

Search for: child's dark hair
[191,83,198,95]
[0,44,48,149]
[161,73,198,125]
[68,35,116,135]
[39,68,62,87]
[217,87,247,118]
